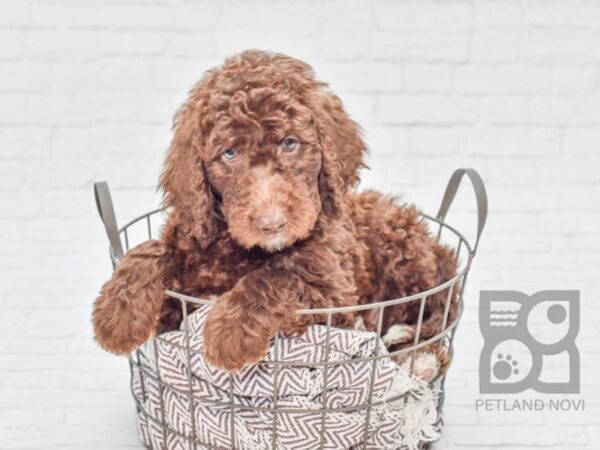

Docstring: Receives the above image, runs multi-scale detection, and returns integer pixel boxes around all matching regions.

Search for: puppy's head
[161,50,367,252]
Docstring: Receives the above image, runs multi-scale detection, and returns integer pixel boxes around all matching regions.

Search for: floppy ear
[311,90,368,217]
[160,89,217,249]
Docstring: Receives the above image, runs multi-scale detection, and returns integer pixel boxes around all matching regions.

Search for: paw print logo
[479,290,580,394]
[485,339,531,386]
[494,353,519,380]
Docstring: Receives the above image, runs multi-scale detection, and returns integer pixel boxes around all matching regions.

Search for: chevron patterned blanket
[132,307,441,450]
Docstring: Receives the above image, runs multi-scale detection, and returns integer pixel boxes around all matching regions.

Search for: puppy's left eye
[222,148,237,162]
[281,137,298,152]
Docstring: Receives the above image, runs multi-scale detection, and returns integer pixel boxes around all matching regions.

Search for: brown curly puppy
[93,50,458,372]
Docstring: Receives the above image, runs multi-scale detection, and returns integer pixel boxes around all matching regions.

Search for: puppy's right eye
[222,148,237,162]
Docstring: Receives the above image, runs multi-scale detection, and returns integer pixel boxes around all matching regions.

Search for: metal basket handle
[94,181,124,262]
[436,168,488,256]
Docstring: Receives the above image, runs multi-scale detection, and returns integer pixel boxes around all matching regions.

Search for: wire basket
[94,168,487,450]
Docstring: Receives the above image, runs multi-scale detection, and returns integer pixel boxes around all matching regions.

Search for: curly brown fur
[93,240,170,354]
[92,50,458,372]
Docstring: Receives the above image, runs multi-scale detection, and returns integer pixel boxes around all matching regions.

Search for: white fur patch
[354,315,366,331]
[402,352,441,381]
[263,235,289,252]
[382,324,415,346]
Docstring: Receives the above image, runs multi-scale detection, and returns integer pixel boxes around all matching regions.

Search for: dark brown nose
[255,211,287,233]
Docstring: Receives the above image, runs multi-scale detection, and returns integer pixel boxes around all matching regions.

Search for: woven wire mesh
[108,208,472,450]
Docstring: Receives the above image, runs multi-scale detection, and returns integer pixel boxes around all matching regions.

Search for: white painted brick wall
[1,0,599,449]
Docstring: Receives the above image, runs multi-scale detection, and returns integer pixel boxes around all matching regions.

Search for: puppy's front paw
[92,239,168,355]
[202,297,272,372]
[93,305,158,355]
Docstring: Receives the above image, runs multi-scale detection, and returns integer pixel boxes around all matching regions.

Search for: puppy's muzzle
[254,210,287,234]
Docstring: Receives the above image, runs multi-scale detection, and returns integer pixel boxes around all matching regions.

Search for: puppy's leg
[202,290,275,373]
[202,270,318,372]
[202,263,356,372]
[93,240,170,355]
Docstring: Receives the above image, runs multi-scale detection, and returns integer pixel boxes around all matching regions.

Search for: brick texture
[1,0,599,449]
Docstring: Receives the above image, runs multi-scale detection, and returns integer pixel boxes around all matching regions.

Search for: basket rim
[113,209,473,315]
[144,296,463,370]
